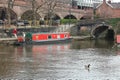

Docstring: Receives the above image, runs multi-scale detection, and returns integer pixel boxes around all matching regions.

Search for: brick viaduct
[0,0,93,21]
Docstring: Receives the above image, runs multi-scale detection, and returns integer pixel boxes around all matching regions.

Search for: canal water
[0,40,120,80]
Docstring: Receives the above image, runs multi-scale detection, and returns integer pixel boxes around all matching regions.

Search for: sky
[112,0,120,2]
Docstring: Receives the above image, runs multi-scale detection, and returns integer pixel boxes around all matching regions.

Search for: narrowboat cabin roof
[32,32,70,34]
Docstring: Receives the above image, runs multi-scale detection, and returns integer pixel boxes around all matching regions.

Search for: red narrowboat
[32,32,70,42]
[15,32,71,45]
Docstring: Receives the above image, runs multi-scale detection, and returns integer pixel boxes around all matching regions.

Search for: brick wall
[113,9,120,18]
[95,1,120,18]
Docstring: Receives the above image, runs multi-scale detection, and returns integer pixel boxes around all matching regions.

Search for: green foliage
[106,18,120,27]
[79,30,90,36]
[94,14,100,19]
[105,18,120,34]
[115,22,120,34]
[60,19,78,24]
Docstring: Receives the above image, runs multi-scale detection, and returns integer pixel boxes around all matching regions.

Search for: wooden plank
[0,38,17,41]
[71,36,91,40]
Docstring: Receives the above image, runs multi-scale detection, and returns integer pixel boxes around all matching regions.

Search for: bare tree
[7,0,14,27]
[27,0,48,26]
[26,0,71,26]
[45,0,58,26]
[44,0,71,26]
[28,0,59,26]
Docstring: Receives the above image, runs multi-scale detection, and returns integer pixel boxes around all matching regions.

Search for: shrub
[60,19,78,24]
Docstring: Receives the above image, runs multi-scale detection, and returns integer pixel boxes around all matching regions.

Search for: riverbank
[71,36,92,40]
[0,37,17,45]
[0,35,93,46]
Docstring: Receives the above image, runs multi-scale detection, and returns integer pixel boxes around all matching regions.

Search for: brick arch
[74,14,84,20]
[12,5,31,20]
[53,14,61,20]
[0,7,17,20]
[55,13,63,19]
[44,13,61,20]
[21,10,41,20]
[80,17,86,20]
[64,14,77,19]
[91,24,109,38]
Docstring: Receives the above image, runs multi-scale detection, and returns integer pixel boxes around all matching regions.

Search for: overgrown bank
[106,18,120,34]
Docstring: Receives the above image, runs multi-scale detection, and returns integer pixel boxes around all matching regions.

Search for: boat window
[48,35,52,39]
[57,35,60,39]
[65,35,67,38]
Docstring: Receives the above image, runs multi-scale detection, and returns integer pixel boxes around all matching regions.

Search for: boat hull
[13,38,72,46]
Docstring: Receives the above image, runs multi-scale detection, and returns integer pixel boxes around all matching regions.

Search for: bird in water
[85,64,91,71]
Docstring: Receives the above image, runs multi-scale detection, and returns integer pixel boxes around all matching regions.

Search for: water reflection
[71,39,114,49]
[0,40,120,79]
[32,44,70,54]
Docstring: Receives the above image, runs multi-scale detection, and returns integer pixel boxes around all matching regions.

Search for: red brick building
[94,0,120,18]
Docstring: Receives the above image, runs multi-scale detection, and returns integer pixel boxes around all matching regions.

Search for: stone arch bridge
[71,20,115,40]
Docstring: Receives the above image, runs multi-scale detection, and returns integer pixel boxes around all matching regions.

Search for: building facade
[77,0,102,8]
[94,0,120,18]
